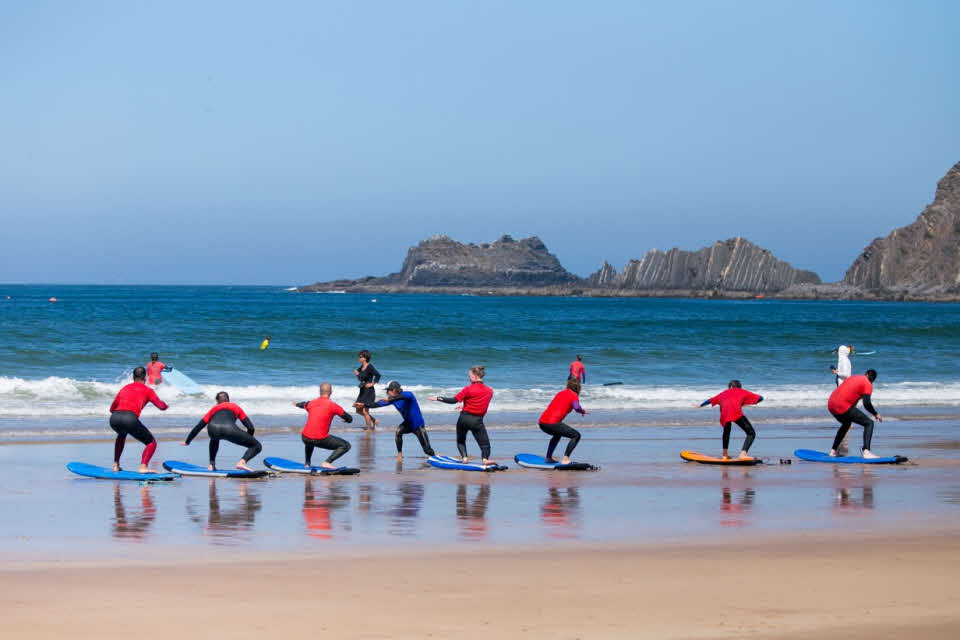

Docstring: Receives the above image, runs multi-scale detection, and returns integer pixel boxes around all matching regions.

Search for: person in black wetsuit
[182,391,262,471]
[353,350,381,430]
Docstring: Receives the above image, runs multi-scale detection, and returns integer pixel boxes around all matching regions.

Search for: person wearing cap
[356,381,435,460]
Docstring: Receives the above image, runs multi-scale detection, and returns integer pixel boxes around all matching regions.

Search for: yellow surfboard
[681,450,760,466]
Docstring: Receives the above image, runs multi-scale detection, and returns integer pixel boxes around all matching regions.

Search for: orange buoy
[49,297,57,303]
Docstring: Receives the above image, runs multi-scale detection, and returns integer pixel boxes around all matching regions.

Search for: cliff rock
[844,162,960,293]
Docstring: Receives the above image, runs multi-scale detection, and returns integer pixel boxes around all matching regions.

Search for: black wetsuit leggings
[539,421,581,458]
[722,416,756,452]
[109,411,156,463]
[831,407,874,451]
[395,422,435,456]
[302,434,351,465]
[208,423,262,464]
[456,412,491,459]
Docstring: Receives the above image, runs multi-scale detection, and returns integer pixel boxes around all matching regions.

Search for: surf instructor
[109,367,168,473]
[828,369,883,459]
[146,352,171,386]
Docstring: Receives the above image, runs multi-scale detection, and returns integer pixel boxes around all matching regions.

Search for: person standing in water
[353,350,381,430]
[830,345,854,387]
[697,380,763,460]
[431,366,495,465]
[146,352,171,386]
[538,377,588,464]
[181,391,262,471]
[569,355,586,384]
[828,369,883,458]
[109,367,168,473]
[364,381,435,460]
[294,383,354,469]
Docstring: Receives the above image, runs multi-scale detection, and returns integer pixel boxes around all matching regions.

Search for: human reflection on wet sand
[383,482,424,537]
[186,479,262,545]
[356,430,376,469]
[456,483,490,541]
[540,481,581,539]
[112,484,156,541]
[719,469,755,528]
[303,478,352,540]
[832,467,875,512]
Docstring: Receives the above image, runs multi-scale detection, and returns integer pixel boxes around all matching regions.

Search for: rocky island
[300,161,960,301]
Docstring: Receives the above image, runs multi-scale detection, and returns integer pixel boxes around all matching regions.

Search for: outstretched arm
[433,396,459,404]
[340,413,353,423]
[184,420,206,445]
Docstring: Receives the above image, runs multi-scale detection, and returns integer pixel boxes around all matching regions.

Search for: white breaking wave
[0,376,958,419]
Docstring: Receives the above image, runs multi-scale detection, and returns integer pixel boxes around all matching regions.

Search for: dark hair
[133,366,146,381]
[865,369,877,382]
[728,380,742,389]
[358,350,371,362]
[576,354,583,361]
[150,352,159,360]
[216,391,229,403]
[566,378,581,394]
[470,365,485,379]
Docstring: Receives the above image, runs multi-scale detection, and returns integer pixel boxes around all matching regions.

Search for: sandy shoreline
[3,530,958,639]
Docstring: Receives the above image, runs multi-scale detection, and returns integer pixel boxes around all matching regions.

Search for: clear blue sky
[1,1,957,284]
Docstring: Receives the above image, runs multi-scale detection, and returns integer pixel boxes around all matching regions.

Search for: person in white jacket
[830,345,854,387]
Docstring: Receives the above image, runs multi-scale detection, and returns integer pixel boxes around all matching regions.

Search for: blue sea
[1,285,959,440]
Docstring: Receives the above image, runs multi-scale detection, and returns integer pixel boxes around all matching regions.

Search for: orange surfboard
[681,450,761,466]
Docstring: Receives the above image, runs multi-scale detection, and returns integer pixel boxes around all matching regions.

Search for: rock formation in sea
[587,237,821,293]
[844,161,960,295]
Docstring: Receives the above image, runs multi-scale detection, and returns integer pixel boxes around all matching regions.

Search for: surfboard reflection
[303,478,352,540]
[111,484,157,541]
[456,483,490,541]
[185,479,263,545]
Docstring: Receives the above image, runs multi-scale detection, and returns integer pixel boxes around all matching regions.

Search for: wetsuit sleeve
[148,388,169,411]
[184,420,206,445]
[436,396,460,404]
[862,395,878,417]
[241,417,255,434]
[295,401,309,410]
[700,399,711,407]
[572,398,586,415]
[341,413,353,423]
[365,398,394,409]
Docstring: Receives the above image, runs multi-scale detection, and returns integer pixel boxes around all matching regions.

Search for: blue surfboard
[428,455,508,472]
[514,453,598,471]
[162,369,204,395]
[794,449,907,464]
[67,462,176,481]
[263,457,360,475]
[162,460,269,478]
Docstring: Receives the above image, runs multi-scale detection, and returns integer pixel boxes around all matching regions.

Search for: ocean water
[1,285,959,440]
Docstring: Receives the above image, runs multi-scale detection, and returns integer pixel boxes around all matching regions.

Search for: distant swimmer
[827,369,883,458]
[353,350,381,430]
[697,380,763,460]
[830,345,854,387]
[146,352,172,386]
[538,377,587,465]
[294,383,354,469]
[109,367,169,473]
[260,336,271,350]
[569,355,586,384]
[182,392,262,472]
[364,381,435,460]
[431,366,495,465]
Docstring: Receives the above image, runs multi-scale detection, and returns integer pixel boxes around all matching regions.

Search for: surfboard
[67,462,176,481]
[162,460,269,478]
[794,449,907,464]
[263,457,360,475]
[680,450,761,466]
[162,368,204,395]
[514,453,598,471]
[602,381,623,386]
[427,455,508,472]
[858,350,877,356]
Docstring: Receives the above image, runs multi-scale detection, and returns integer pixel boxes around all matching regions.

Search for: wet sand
[3,531,958,639]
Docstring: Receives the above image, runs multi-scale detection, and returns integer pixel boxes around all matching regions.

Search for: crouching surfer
[430,366,495,465]
[697,380,763,460]
[537,377,588,465]
[361,380,435,460]
[109,366,168,473]
[295,383,353,469]
[181,391,262,471]
[828,369,883,458]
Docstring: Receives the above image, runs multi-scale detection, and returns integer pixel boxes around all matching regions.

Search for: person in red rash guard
[697,380,763,460]
[430,366,496,464]
[827,369,883,458]
[146,352,171,386]
[538,377,588,464]
[109,366,169,473]
[569,355,586,384]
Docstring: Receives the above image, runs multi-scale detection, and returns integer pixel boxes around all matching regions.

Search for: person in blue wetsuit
[356,380,435,460]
